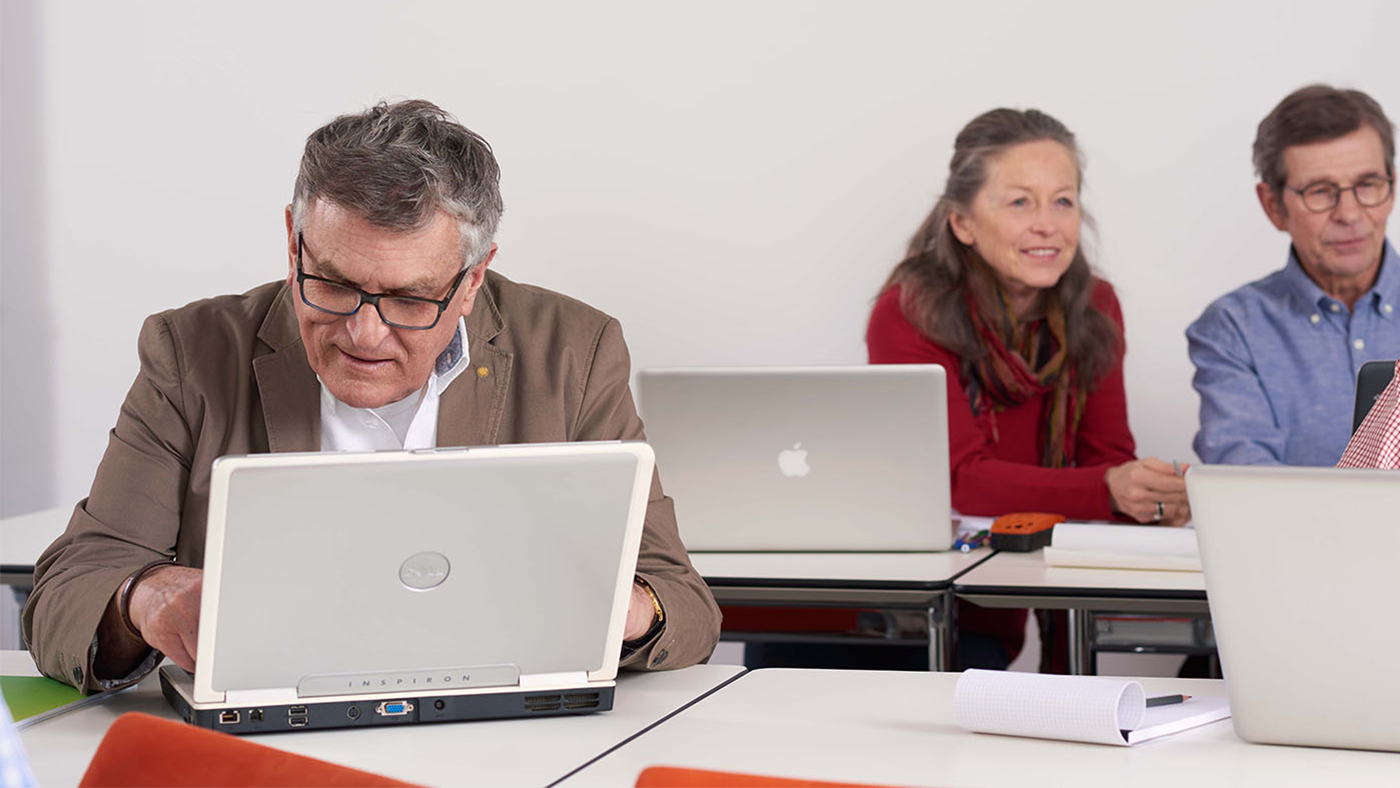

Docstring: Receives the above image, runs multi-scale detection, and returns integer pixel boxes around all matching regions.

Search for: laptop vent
[524,691,601,713]
[564,692,601,710]
[524,694,562,712]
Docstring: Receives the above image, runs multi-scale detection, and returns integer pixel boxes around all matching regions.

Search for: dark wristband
[118,559,179,639]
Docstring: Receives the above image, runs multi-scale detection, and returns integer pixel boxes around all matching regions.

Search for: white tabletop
[955,550,1207,594]
[5,651,743,788]
[558,668,1397,788]
[0,506,70,570]
[690,550,991,587]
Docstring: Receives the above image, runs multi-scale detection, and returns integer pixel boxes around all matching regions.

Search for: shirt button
[1330,303,1342,312]
[1385,304,1395,315]
[476,366,490,378]
[1310,314,1321,325]
[72,666,84,685]
[1354,339,1366,351]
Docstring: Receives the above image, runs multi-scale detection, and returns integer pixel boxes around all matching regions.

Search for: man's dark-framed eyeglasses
[1286,175,1395,213]
[295,231,469,330]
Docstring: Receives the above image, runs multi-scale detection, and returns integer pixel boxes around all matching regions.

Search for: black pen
[1146,694,1192,708]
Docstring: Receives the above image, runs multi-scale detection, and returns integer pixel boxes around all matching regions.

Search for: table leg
[1066,608,1093,675]
[927,590,954,671]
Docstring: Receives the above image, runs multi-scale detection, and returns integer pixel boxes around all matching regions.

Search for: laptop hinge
[517,671,590,688]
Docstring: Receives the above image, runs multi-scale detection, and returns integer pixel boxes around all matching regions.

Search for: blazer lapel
[437,277,513,448]
[253,284,321,453]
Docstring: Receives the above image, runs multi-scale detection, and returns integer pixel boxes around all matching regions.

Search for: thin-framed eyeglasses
[1286,175,1395,213]
[295,231,469,330]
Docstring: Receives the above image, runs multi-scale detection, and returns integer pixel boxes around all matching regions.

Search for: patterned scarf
[963,279,1086,469]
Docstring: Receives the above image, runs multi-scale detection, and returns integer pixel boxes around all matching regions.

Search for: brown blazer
[24,271,721,690]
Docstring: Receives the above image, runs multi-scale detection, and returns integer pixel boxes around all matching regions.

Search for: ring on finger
[1154,501,1165,521]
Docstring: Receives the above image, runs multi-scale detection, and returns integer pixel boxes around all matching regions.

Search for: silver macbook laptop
[1187,464,1400,752]
[638,366,951,551]
[161,441,654,734]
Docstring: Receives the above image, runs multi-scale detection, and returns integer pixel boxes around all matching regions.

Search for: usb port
[219,710,240,725]
[375,700,414,717]
[288,706,308,716]
[289,716,309,728]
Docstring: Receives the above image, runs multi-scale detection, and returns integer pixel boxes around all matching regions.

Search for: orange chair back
[79,712,419,787]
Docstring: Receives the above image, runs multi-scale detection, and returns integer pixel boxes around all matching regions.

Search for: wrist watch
[622,577,665,649]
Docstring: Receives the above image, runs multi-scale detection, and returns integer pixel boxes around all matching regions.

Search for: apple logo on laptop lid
[777,442,810,477]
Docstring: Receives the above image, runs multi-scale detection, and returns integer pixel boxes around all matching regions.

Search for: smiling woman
[859,108,1191,672]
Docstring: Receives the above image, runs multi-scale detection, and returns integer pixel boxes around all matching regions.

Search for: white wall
[4,0,1400,515]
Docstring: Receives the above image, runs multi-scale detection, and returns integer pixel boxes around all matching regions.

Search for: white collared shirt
[319,317,471,451]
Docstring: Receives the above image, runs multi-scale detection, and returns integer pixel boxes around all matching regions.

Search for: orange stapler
[989,512,1065,551]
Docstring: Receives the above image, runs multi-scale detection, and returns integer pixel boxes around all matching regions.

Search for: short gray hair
[291,100,504,269]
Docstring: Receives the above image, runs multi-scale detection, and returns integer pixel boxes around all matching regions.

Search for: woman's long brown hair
[880,108,1121,387]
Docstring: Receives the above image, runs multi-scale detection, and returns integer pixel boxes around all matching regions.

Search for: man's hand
[623,581,657,641]
[127,565,204,672]
[1105,457,1192,526]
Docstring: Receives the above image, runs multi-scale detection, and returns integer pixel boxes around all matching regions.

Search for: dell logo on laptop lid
[399,551,451,590]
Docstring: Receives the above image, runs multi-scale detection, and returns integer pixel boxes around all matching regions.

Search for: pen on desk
[1146,694,1191,708]
[954,529,990,552]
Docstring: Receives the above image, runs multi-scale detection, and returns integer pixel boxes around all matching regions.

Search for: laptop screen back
[198,444,650,696]
[1187,464,1400,752]
[639,366,952,551]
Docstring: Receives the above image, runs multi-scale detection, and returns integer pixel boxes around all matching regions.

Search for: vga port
[375,700,415,717]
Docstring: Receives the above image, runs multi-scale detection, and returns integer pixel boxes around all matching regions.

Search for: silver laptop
[161,441,654,734]
[1187,464,1400,752]
[638,366,951,551]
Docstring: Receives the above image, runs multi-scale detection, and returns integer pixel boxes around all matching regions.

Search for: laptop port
[375,700,414,717]
[288,706,308,716]
[249,709,264,723]
[219,710,240,725]
[346,705,361,720]
[289,716,309,728]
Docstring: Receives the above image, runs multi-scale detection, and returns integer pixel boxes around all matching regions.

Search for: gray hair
[291,99,504,270]
[881,107,1120,388]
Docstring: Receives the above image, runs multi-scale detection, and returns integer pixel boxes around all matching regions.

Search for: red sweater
[866,280,1136,521]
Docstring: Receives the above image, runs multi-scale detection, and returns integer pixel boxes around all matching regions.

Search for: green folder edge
[1,675,86,722]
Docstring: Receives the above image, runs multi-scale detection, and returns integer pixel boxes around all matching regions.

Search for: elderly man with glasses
[1188,85,1400,466]
[23,100,721,691]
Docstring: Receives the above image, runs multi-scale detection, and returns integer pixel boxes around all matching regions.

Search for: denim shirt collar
[1283,240,1400,319]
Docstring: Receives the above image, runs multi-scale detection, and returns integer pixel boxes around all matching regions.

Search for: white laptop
[1187,464,1400,752]
[638,366,952,551]
[160,441,654,734]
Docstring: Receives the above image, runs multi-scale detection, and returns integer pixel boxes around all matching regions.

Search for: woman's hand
[1104,458,1191,526]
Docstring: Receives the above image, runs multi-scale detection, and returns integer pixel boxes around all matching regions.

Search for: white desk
[0,506,70,588]
[690,550,993,671]
[954,550,1209,674]
[559,668,1397,788]
[5,651,744,788]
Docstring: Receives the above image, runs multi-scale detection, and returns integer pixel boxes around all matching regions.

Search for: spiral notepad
[953,670,1230,746]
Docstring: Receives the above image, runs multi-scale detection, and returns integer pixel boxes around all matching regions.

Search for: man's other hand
[128,565,204,672]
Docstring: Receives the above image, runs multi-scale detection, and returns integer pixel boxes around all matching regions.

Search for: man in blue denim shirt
[1189,85,1400,466]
